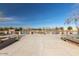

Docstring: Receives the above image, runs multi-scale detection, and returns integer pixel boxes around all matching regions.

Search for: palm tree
[67,26,73,34]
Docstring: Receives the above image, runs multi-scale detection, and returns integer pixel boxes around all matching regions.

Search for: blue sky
[0,3,77,28]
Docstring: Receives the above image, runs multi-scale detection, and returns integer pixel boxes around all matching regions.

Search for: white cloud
[0,17,14,22]
[0,11,15,22]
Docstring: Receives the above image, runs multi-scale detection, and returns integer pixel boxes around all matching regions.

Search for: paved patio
[0,34,79,56]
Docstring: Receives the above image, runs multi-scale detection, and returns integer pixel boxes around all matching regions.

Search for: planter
[0,37,18,50]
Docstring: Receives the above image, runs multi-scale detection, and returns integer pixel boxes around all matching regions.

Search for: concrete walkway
[0,34,79,56]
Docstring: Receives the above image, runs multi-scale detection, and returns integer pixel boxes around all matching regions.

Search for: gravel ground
[0,34,79,56]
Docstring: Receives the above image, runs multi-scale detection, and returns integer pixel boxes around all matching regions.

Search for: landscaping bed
[61,34,79,44]
[0,37,19,50]
[0,34,23,50]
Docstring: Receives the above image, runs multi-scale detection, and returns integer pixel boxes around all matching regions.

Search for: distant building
[8,29,15,34]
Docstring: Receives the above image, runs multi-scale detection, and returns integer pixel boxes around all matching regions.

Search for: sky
[0,3,78,28]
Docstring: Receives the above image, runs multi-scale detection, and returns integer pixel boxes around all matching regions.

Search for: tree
[60,27,64,34]
[55,27,59,34]
[64,4,79,34]
[65,18,79,34]
[15,28,19,31]
[4,27,9,31]
[19,27,23,31]
[0,27,4,31]
[19,27,23,34]
[67,26,73,34]
[73,18,79,34]
[9,27,14,29]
